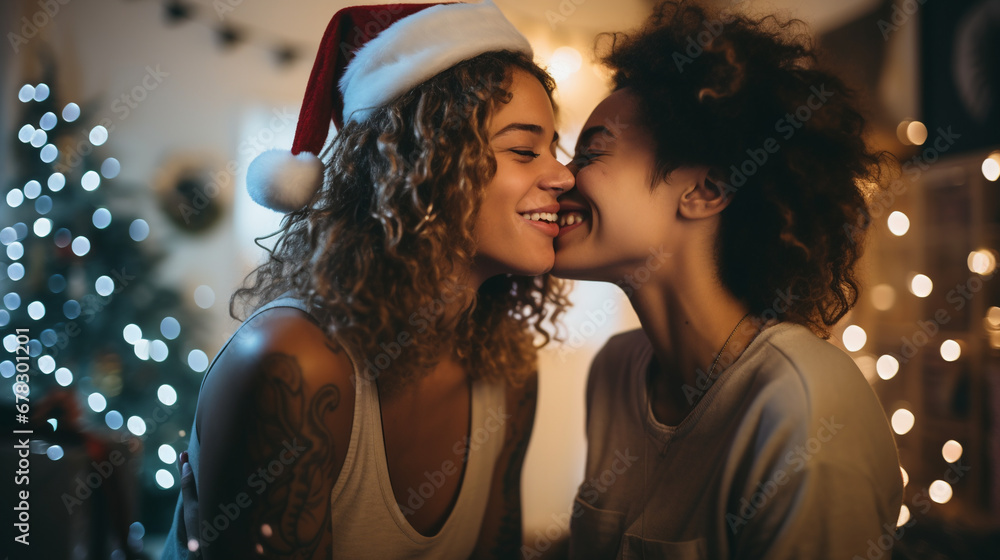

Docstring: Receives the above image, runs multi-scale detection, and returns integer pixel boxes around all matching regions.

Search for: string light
[929,480,952,504]
[939,340,961,362]
[62,102,80,122]
[842,325,867,352]
[88,392,108,413]
[942,440,963,463]
[105,410,124,430]
[896,505,910,527]
[188,349,209,372]
[891,408,915,435]
[155,469,175,489]
[127,416,147,436]
[877,355,899,380]
[906,121,927,145]
[158,444,178,464]
[909,274,933,297]
[887,211,909,236]
[983,152,1000,182]
[158,384,178,405]
[967,249,997,275]
[896,120,928,146]
[89,125,109,146]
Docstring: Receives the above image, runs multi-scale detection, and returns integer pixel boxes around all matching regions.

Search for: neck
[625,254,757,420]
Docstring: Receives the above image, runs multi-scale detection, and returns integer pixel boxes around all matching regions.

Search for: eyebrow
[575,125,612,150]
[493,123,560,144]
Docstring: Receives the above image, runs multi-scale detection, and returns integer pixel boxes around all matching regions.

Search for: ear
[677,167,733,220]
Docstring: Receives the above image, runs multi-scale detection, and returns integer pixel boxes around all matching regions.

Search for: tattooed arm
[470,371,539,559]
[194,308,356,559]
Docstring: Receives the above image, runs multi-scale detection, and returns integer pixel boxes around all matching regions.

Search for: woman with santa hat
[162,1,572,558]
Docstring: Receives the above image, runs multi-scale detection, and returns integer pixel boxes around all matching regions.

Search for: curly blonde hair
[231,51,569,394]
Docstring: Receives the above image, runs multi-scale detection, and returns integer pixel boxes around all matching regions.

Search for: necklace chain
[707,311,753,380]
[640,310,756,557]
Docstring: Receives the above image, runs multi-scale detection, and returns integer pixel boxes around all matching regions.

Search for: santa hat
[247,0,533,213]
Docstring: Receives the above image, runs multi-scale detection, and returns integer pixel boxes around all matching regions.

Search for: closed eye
[511,149,541,159]
[572,151,605,167]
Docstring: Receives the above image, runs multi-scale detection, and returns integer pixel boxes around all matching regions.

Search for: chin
[481,250,555,279]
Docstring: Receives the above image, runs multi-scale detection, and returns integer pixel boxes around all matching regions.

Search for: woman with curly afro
[553,1,903,558]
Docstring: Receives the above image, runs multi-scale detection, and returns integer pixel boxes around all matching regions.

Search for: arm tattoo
[248,352,341,558]
[493,379,538,558]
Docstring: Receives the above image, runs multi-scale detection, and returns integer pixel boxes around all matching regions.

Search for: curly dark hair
[599,0,890,337]
[231,50,569,394]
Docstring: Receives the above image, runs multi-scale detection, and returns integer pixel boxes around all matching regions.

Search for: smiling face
[552,88,705,283]
[471,68,575,282]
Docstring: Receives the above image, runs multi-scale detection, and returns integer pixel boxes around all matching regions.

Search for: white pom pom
[246,149,323,212]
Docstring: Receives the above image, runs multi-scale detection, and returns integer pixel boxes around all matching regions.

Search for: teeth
[522,212,558,223]
[558,212,586,227]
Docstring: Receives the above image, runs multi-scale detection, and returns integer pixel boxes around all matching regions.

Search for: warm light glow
[897,505,910,527]
[983,153,1000,182]
[549,46,583,82]
[940,339,961,362]
[891,408,915,435]
[942,440,963,463]
[871,284,896,311]
[887,211,910,236]
[929,480,953,504]
[896,121,912,144]
[986,307,1000,329]
[967,249,997,275]
[842,325,867,352]
[909,274,933,297]
[901,466,909,487]
[905,121,928,145]
[877,355,899,380]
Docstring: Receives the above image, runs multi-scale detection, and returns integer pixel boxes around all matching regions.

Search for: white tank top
[162,293,507,559]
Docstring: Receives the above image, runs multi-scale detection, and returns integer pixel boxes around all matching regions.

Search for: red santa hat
[247,1,533,212]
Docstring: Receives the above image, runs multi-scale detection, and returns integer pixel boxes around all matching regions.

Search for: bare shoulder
[196,306,356,441]
[194,306,356,557]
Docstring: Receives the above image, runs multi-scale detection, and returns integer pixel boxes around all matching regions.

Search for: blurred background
[1,0,999,558]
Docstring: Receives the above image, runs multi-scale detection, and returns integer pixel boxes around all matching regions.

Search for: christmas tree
[2,63,203,557]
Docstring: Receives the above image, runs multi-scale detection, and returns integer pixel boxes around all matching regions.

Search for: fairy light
[941,440,963,463]
[909,274,933,298]
[877,355,899,380]
[967,249,997,275]
[842,325,867,352]
[891,408,915,435]
[929,480,953,504]
[939,339,961,362]
[983,152,1000,181]
[887,211,910,236]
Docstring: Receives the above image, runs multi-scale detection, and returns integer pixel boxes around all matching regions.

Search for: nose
[540,158,575,194]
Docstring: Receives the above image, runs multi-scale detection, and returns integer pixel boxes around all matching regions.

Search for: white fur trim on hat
[246,149,324,212]
[339,0,532,126]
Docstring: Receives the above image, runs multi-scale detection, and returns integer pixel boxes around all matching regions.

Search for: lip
[522,216,560,237]
[558,201,588,213]
[518,203,561,214]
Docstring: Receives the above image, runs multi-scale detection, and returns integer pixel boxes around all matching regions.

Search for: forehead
[489,69,554,128]
[581,88,642,135]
